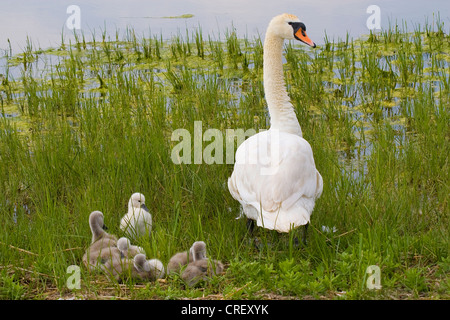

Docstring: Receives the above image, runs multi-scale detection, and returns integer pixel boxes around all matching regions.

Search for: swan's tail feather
[244,202,310,233]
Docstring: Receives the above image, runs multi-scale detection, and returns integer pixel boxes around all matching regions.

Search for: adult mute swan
[120,193,152,239]
[227,13,323,240]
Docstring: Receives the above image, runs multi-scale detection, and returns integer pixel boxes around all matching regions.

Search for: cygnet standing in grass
[181,241,224,287]
[82,211,121,271]
[120,193,152,240]
[102,253,165,282]
[117,237,146,258]
[167,241,206,275]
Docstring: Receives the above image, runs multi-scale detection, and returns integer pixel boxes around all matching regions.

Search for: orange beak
[295,29,316,48]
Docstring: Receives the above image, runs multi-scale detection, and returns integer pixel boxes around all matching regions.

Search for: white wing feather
[228,129,322,232]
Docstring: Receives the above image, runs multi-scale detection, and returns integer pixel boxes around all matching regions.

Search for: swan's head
[117,237,130,252]
[190,241,207,261]
[134,253,151,272]
[267,13,315,47]
[89,211,107,231]
[128,192,149,212]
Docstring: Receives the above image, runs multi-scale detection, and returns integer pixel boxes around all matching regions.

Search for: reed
[0,18,448,299]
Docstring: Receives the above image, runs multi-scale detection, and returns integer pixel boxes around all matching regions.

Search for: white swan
[227,13,323,236]
[120,193,152,239]
[82,211,121,271]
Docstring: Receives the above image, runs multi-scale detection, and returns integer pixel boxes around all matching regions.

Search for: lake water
[1,0,449,53]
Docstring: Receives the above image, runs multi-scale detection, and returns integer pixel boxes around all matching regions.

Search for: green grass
[0,18,448,300]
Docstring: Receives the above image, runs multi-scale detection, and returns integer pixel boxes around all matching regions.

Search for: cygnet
[120,193,152,239]
[181,241,224,287]
[181,258,224,287]
[117,237,146,258]
[82,211,121,271]
[166,241,206,275]
[103,253,165,282]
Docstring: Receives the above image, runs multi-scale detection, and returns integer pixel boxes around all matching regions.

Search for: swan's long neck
[91,217,104,243]
[263,31,302,136]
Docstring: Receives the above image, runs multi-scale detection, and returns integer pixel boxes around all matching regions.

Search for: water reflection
[1,0,448,53]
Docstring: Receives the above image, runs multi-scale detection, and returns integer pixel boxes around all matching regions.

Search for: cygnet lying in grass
[120,193,152,240]
[82,211,121,271]
[166,241,206,275]
[117,237,146,258]
[182,259,224,287]
[180,241,224,287]
[102,253,165,282]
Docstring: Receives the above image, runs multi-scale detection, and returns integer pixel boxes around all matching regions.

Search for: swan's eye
[288,21,306,33]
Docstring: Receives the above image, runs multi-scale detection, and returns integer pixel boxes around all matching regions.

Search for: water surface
[1,0,449,53]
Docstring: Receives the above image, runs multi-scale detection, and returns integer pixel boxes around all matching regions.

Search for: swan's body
[82,211,121,270]
[147,259,165,280]
[228,13,323,233]
[166,241,205,275]
[103,253,165,282]
[83,243,122,271]
[181,259,224,287]
[117,237,146,258]
[120,193,152,239]
[180,241,223,287]
[167,251,193,275]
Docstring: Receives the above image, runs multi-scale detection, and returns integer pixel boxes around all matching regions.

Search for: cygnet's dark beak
[141,203,149,212]
[102,224,108,231]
